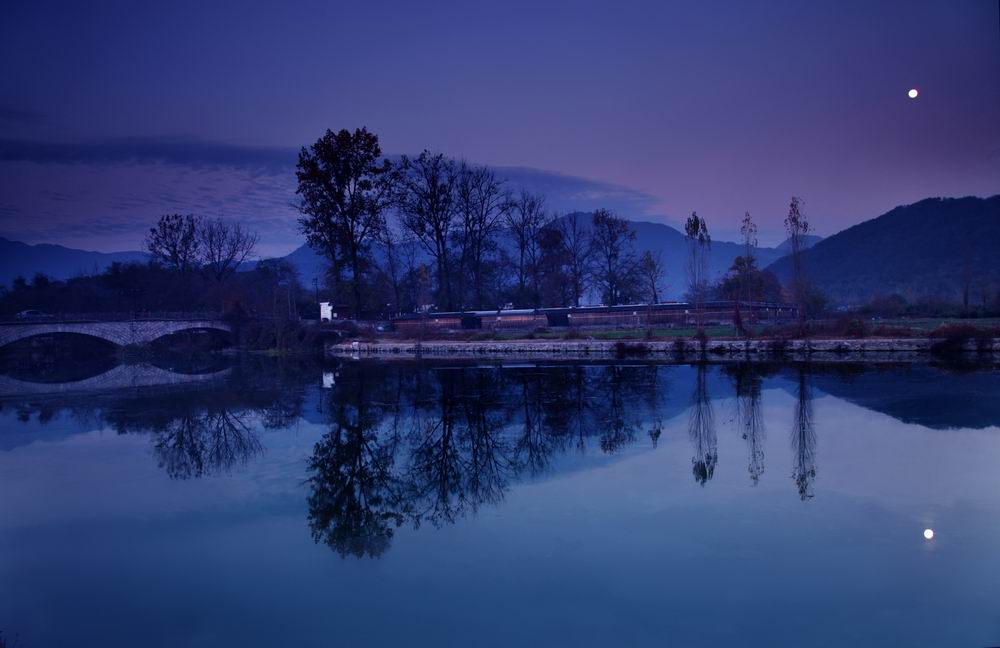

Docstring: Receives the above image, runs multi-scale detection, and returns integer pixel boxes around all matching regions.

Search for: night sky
[1,1,998,256]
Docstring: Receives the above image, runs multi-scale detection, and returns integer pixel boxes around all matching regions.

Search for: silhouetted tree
[454,163,511,309]
[589,209,638,305]
[145,213,201,273]
[296,127,395,317]
[396,151,458,310]
[684,212,711,334]
[199,217,259,307]
[784,196,810,325]
[638,250,665,304]
[557,212,591,307]
[506,191,548,307]
[738,211,758,334]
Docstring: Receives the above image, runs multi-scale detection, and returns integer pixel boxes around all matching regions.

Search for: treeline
[3,126,822,325]
[295,127,807,319]
[296,127,677,316]
[0,214,314,323]
[0,256,308,321]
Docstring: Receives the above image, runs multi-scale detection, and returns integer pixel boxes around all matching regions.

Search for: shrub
[843,318,868,338]
[768,337,789,357]
[871,324,914,337]
[614,341,649,358]
[928,323,997,356]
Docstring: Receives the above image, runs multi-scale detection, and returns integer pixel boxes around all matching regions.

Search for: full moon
[923,528,934,540]
[908,88,919,99]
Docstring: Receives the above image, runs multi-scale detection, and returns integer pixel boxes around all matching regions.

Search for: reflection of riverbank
[327,337,1000,363]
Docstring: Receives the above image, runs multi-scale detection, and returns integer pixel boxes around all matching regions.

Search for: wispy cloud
[0,137,662,255]
[0,136,297,174]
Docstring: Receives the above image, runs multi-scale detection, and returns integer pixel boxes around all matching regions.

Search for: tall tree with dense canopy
[296,127,395,317]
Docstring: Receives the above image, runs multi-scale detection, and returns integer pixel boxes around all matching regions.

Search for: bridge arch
[0,320,233,349]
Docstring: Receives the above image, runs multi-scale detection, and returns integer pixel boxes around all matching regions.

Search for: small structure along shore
[328,336,1000,363]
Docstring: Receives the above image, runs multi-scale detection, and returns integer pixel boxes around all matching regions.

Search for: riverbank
[327,337,1000,363]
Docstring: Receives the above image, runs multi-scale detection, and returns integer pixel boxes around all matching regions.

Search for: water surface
[1,357,999,647]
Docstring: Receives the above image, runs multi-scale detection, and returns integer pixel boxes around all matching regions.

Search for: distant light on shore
[908,88,919,99]
[923,528,934,540]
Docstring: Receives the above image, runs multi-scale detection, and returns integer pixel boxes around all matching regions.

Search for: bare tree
[589,209,637,305]
[145,213,201,273]
[557,212,590,307]
[784,196,810,324]
[684,212,711,334]
[200,217,259,284]
[377,220,410,315]
[638,250,665,304]
[739,210,758,334]
[454,163,511,309]
[396,151,458,310]
[505,190,547,306]
[296,127,395,317]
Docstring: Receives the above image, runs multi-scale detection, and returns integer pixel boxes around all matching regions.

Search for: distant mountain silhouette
[274,214,791,300]
[0,237,148,286]
[766,196,1000,303]
[625,218,787,298]
[775,234,823,252]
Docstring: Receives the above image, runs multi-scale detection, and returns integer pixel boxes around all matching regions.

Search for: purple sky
[1,0,999,256]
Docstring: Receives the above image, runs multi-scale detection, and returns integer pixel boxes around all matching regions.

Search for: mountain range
[268,215,821,299]
[766,195,1000,303]
[5,194,997,305]
[0,237,149,287]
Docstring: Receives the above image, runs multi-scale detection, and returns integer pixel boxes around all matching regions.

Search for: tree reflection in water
[307,373,405,559]
[306,363,661,558]
[730,364,767,486]
[689,363,717,485]
[791,366,817,500]
[153,409,263,480]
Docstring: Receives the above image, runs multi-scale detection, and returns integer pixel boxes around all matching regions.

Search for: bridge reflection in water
[0,362,232,396]
[0,316,231,349]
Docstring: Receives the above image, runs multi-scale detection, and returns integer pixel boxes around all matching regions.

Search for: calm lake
[1,356,999,647]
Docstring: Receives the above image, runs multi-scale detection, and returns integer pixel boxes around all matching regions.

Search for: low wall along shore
[328,337,1000,362]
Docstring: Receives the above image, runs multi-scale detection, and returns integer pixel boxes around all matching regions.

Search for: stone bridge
[0,318,232,348]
